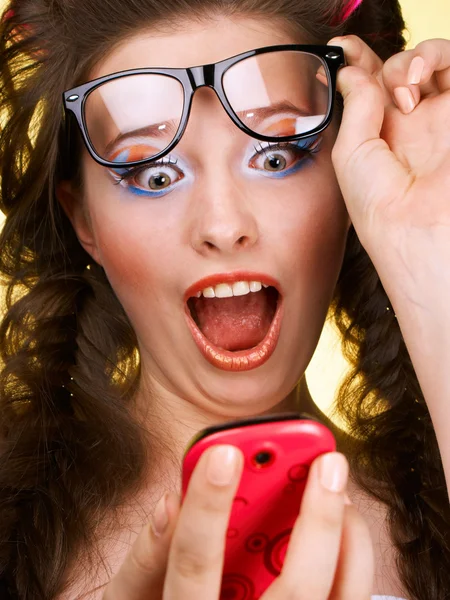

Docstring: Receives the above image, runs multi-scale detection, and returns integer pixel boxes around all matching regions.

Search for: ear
[56,180,103,266]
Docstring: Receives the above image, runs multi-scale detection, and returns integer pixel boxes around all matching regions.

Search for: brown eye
[264,154,287,172]
[249,143,306,174]
[131,163,184,193]
[148,173,172,190]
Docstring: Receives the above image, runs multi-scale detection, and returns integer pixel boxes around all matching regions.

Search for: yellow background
[1,0,449,415]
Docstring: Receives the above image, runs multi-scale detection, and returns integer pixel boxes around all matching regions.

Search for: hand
[329,35,450,310]
[328,36,450,494]
[102,447,374,599]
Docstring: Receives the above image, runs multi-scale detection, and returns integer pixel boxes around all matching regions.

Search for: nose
[190,185,259,256]
[186,88,260,257]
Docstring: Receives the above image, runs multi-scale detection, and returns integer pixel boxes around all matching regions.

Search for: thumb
[332,65,407,239]
[103,492,180,600]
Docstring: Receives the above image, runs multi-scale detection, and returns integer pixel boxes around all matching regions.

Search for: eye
[112,158,184,196]
[137,169,177,191]
[249,139,320,175]
[263,154,288,172]
[131,162,183,191]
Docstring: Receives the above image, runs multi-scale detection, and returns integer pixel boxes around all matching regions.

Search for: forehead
[90,15,301,78]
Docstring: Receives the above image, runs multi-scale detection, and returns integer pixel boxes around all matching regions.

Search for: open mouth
[187,285,279,351]
[184,278,283,372]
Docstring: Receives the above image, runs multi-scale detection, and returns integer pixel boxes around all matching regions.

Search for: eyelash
[251,137,321,165]
[113,136,322,190]
[113,155,179,186]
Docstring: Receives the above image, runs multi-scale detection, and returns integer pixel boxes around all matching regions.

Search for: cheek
[261,165,349,286]
[296,185,349,270]
[297,205,349,307]
[272,170,349,361]
[83,172,179,309]
[257,172,349,347]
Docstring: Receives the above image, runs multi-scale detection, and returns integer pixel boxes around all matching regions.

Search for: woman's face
[65,16,350,418]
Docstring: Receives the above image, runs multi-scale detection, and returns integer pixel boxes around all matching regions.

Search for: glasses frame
[63,44,345,169]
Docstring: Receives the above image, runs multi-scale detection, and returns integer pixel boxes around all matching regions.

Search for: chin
[184,354,302,418]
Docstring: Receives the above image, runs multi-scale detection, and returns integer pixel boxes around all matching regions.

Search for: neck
[133,374,333,488]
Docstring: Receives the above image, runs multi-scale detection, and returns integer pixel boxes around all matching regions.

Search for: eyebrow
[103,101,314,158]
[104,120,179,157]
[236,101,311,127]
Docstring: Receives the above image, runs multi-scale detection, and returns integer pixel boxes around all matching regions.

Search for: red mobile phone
[182,412,336,600]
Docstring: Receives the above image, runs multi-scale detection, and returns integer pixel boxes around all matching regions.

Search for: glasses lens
[222,51,330,138]
[84,74,184,164]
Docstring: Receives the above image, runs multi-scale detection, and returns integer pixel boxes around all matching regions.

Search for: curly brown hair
[0,0,449,598]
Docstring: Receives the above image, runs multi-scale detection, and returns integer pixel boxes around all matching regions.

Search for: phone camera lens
[253,450,274,468]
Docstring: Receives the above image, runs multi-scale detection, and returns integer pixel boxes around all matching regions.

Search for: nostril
[195,229,257,254]
[236,235,250,249]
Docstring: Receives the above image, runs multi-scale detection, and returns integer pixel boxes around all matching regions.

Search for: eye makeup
[107,133,323,199]
[245,133,323,179]
[108,144,160,167]
[108,149,189,199]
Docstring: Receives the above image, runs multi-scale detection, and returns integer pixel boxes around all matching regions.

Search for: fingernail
[319,453,349,493]
[151,492,169,537]
[206,445,239,486]
[408,56,425,85]
[393,86,416,114]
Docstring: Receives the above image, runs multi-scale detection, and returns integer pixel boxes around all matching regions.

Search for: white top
[372,596,407,600]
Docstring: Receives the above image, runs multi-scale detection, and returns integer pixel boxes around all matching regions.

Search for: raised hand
[330,35,450,308]
[329,35,450,494]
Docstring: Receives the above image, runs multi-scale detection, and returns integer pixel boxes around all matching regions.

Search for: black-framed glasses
[63,44,345,169]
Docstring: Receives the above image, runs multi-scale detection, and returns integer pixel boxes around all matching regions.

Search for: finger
[329,35,384,75]
[103,492,180,600]
[328,35,391,104]
[264,452,349,600]
[383,39,450,100]
[331,64,408,232]
[329,502,374,600]
[382,39,450,114]
[164,445,244,599]
[335,64,385,144]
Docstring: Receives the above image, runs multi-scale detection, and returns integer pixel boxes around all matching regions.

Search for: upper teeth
[197,281,269,299]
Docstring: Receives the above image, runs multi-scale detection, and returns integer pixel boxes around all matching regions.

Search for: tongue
[192,289,275,351]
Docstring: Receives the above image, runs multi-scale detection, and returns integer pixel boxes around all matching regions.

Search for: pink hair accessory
[332,0,364,25]
[341,0,364,21]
